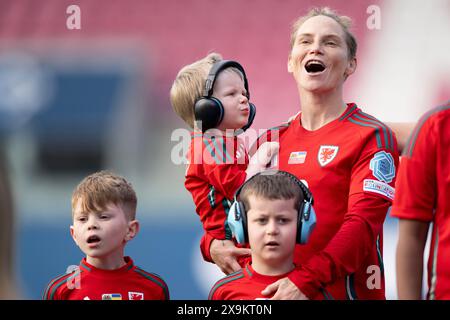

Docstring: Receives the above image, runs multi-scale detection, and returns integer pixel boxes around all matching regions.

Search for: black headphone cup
[210,97,225,121]
[197,60,255,132]
[194,97,224,132]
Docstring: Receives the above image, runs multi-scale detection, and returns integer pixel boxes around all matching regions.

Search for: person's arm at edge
[396,218,429,299]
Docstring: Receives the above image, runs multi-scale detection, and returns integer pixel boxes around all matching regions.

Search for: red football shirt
[185,132,248,261]
[209,264,318,300]
[251,103,399,299]
[391,103,450,299]
[43,257,169,300]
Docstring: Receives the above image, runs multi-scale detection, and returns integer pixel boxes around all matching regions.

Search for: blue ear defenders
[227,170,317,245]
[194,60,256,132]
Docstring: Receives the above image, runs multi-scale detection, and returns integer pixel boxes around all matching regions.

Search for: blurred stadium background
[0,0,449,299]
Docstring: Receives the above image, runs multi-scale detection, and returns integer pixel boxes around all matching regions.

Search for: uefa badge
[369,151,395,183]
[317,145,339,167]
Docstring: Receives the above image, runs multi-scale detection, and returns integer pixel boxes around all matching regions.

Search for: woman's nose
[309,41,323,54]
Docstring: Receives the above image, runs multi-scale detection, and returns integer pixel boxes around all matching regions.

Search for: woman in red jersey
[211,7,400,300]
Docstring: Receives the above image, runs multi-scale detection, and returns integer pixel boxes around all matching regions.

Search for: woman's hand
[210,239,251,274]
[261,278,309,300]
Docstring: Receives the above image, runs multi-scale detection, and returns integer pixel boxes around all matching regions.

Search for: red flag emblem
[128,292,144,300]
[318,145,339,166]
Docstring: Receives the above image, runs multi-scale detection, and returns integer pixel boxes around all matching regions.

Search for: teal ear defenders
[227,170,316,245]
[194,60,256,132]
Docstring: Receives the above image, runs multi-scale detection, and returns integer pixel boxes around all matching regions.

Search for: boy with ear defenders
[209,170,322,300]
[170,53,279,274]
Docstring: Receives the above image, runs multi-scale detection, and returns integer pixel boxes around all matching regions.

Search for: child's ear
[125,220,140,242]
[70,225,79,246]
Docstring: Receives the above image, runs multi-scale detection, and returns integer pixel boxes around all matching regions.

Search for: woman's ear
[344,57,357,79]
[125,220,140,242]
[287,54,294,73]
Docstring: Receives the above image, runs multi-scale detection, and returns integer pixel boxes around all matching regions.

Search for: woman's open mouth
[305,60,326,74]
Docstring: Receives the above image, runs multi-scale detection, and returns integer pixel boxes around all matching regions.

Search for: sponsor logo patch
[288,151,307,164]
[369,151,395,183]
[363,179,395,200]
[318,146,339,166]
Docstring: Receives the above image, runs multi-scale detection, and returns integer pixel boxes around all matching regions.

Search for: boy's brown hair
[239,171,304,213]
[71,171,137,220]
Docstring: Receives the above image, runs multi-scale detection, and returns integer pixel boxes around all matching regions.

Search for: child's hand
[210,239,251,274]
[246,142,279,179]
[249,142,279,168]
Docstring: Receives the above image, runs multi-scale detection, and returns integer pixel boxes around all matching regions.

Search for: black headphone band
[203,60,250,99]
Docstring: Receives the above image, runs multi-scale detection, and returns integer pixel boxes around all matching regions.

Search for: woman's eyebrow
[297,33,313,38]
[322,34,342,41]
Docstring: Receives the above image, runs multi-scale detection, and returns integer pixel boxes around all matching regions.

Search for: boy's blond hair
[72,171,137,220]
[290,7,357,59]
[170,53,223,129]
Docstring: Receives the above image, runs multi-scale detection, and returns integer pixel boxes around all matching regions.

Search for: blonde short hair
[72,171,137,220]
[170,53,223,129]
[290,7,357,59]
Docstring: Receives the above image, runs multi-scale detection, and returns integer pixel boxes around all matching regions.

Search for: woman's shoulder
[344,108,396,151]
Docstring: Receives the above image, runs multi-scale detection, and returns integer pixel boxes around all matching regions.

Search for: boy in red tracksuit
[43,171,169,300]
[210,171,330,300]
[170,53,278,273]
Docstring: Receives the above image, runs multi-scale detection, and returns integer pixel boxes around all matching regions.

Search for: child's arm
[396,218,429,299]
[201,141,279,200]
[199,141,278,271]
[245,141,279,179]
